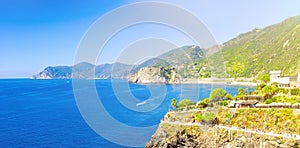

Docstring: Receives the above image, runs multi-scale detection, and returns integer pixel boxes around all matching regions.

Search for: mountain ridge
[33,15,300,80]
[33,45,206,79]
[32,62,133,79]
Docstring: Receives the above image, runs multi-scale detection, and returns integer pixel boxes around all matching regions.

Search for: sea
[0,79,252,148]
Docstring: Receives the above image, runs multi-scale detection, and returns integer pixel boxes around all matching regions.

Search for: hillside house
[269,71,300,88]
[228,100,258,108]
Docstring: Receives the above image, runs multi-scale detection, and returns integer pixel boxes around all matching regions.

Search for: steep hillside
[218,15,300,78]
[133,45,206,69]
[146,109,300,147]
[131,45,211,81]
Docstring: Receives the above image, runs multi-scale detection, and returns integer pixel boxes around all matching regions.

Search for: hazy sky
[1,0,300,78]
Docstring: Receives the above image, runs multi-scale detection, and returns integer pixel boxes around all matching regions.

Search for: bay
[0,79,252,147]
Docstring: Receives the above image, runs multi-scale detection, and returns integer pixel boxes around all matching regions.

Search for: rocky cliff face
[128,67,179,84]
[32,66,72,79]
[146,112,300,148]
[146,124,300,148]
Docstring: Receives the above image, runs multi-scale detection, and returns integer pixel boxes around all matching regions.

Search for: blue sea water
[0,79,252,148]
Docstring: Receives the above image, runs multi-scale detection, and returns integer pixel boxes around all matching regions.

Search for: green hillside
[134,16,300,80]
[34,15,300,80]
[134,45,211,79]
[217,15,300,78]
[134,45,206,68]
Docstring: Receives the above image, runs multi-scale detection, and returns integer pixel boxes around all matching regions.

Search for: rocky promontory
[146,109,300,148]
[146,123,300,148]
[128,67,180,84]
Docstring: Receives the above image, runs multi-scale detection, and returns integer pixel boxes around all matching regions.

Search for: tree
[197,98,209,108]
[260,74,270,84]
[262,85,277,98]
[225,93,233,100]
[256,83,266,94]
[238,88,244,96]
[171,98,177,109]
[221,100,228,106]
[209,88,227,102]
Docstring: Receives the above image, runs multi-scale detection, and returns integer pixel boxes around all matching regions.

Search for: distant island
[33,15,300,84]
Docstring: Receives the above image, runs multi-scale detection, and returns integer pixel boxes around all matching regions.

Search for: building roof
[228,100,258,107]
[270,71,281,74]
[235,100,258,105]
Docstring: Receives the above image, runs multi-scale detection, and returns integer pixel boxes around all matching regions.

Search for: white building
[269,71,291,88]
[269,71,300,88]
[269,71,281,82]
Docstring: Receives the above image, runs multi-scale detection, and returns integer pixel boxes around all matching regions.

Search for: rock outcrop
[146,123,300,148]
[146,111,300,148]
[128,67,179,84]
[32,66,72,79]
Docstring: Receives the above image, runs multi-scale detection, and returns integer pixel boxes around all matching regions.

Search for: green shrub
[291,88,300,96]
[178,99,193,109]
[221,100,228,106]
[221,108,300,135]
[195,114,203,121]
[197,98,209,108]
[278,88,288,94]
[264,98,273,104]
[209,88,227,102]
[171,98,177,109]
[203,112,216,121]
[225,113,231,119]
[225,93,233,100]
[260,74,270,83]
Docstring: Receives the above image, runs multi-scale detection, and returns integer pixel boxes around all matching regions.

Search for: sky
[1,0,300,78]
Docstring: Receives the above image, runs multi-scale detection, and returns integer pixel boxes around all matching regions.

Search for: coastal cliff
[128,67,179,84]
[146,123,300,148]
[146,109,300,148]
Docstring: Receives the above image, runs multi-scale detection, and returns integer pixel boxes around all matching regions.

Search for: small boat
[136,101,147,106]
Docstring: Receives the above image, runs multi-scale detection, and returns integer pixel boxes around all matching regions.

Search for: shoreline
[172,80,257,86]
[27,78,259,87]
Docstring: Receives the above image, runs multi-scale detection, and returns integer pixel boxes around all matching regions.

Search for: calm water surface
[0,79,252,147]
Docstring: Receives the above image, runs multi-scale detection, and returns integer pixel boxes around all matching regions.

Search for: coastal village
[228,71,300,109]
